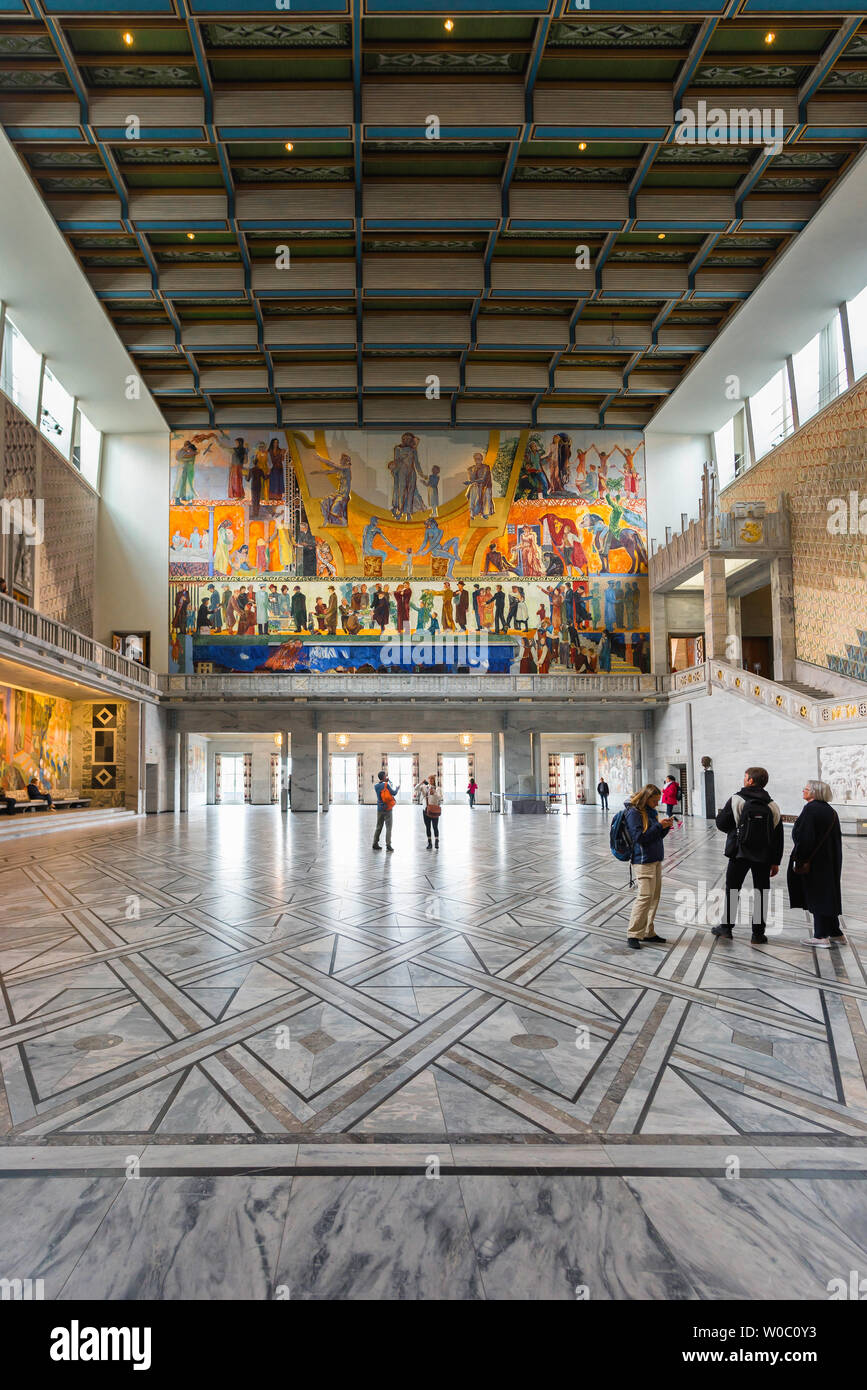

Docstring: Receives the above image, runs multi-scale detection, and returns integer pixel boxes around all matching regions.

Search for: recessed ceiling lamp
[285,142,294,152]
[444,19,454,32]
[764,31,775,44]
[186,232,195,240]
[122,32,134,47]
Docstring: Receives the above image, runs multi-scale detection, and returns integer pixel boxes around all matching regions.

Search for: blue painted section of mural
[191,637,515,675]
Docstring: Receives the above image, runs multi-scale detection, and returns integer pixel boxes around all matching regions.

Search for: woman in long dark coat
[787,779,845,947]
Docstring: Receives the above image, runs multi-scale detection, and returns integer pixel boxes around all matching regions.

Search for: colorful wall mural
[169,427,649,676]
[597,742,633,798]
[0,683,71,790]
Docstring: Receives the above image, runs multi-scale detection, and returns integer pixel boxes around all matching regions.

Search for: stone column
[702,553,727,662]
[280,730,290,812]
[726,596,742,666]
[630,732,642,792]
[770,554,796,683]
[649,589,668,675]
[531,730,544,797]
[289,715,318,812]
[490,729,502,811]
[502,726,533,798]
[178,730,189,814]
[319,730,330,812]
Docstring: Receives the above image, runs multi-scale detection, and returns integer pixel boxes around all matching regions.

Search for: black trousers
[423,811,439,841]
[812,913,842,940]
[3,797,15,815]
[599,794,608,810]
[724,858,771,928]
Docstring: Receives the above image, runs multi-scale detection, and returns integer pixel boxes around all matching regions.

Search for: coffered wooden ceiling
[1,1,865,432]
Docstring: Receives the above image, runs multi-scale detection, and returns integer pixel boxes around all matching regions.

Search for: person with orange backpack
[373,769,399,851]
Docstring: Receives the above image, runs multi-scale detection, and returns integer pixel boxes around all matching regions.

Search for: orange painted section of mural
[0,683,71,790]
[169,427,649,677]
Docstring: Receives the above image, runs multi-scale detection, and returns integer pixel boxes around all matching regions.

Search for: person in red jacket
[661,775,680,813]
[467,778,478,808]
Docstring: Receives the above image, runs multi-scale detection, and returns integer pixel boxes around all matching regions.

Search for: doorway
[216,753,247,805]
[331,754,358,804]
[441,754,469,804]
[388,755,415,801]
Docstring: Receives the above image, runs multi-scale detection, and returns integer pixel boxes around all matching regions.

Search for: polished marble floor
[1,804,865,1299]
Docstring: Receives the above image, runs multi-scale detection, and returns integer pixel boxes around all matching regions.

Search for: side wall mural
[0,683,72,790]
[169,427,649,676]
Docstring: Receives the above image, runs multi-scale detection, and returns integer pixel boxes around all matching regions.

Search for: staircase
[779,680,835,700]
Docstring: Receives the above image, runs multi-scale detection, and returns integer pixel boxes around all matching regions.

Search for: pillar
[319,730,329,812]
[702,553,727,662]
[502,726,533,798]
[280,730,289,812]
[531,730,543,797]
[770,554,796,683]
[178,730,189,814]
[630,732,642,793]
[649,589,668,675]
[490,729,502,811]
[726,596,742,666]
[289,716,318,812]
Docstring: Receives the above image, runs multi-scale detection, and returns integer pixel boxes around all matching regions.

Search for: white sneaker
[802,936,832,948]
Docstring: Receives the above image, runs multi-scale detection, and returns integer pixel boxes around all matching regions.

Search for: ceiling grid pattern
[0,1,865,431]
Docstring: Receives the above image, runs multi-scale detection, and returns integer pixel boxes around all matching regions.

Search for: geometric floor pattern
[1,805,866,1298]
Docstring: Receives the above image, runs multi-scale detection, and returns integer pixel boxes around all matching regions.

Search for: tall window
[713,417,736,489]
[72,410,101,488]
[330,755,357,804]
[792,330,821,423]
[749,367,793,461]
[817,313,846,410]
[40,365,74,457]
[0,316,41,422]
[848,283,867,382]
[388,755,414,801]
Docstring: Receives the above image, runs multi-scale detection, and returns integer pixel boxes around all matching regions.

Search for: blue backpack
[610,808,636,885]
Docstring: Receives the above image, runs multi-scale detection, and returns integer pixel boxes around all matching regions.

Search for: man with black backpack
[711,766,783,945]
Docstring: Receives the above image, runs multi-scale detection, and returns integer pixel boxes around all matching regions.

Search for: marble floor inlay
[0,805,865,1298]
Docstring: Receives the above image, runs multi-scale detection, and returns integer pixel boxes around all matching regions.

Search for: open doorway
[331,754,358,804]
[215,753,249,805]
[440,754,469,803]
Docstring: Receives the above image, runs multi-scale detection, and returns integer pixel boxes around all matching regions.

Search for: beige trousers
[627,862,663,939]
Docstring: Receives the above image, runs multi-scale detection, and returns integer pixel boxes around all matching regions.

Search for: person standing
[711,766,783,945]
[372,769,399,851]
[493,584,507,635]
[455,581,469,632]
[661,774,680,815]
[624,784,672,949]
[597,778,610,811]
[788,779,845,947]
[420,776,442,847]
[255,584,270,636]
[467,776,478,808]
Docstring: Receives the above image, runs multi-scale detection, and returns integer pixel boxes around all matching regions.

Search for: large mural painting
[0,684,71,789]
[168,427,649,676]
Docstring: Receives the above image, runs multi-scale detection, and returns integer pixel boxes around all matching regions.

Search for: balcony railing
[0,593,160,693]
[161,670,666,699]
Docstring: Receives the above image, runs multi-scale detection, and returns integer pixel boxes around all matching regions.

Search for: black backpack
[736,800,774,861]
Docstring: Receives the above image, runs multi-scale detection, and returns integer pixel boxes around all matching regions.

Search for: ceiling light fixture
[578,142,587,151]
[658,232,666,239]
[285,142,294,152]
[122,32,134,47]
[186,232,195,240]
[764,31,775,44]
[444,19,454,32]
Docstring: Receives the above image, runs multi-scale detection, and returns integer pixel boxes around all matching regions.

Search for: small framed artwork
[112,631,150,666]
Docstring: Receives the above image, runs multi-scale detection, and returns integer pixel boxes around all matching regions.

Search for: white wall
[644,430,709,545]
[96,431,169,671]
[653,686,867,826]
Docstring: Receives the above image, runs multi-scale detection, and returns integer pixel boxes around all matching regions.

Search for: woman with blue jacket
[624,784,673,949]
